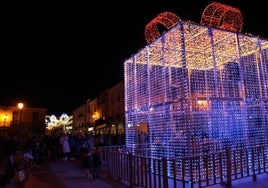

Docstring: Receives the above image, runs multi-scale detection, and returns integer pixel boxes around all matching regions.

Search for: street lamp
[18,102,24,126]
[3,114,7,140]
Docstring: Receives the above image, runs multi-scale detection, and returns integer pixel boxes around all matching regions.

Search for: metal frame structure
[124,2,268,179]
[125,20,268,157]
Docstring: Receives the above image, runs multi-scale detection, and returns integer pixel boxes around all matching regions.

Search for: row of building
[71,81,125,135]
[0,104,47,137]
[0,81,125,137]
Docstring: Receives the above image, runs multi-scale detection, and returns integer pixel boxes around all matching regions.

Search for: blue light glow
[124,21,268,177]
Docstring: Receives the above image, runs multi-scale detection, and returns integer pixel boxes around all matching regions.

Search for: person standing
[81,148,92,178]
[60,132,70,161]
[91,147,102,180]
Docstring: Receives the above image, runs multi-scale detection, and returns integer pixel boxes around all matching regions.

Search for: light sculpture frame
[145,11,180,44]
[124,2,268,181]
[201,2,243,32]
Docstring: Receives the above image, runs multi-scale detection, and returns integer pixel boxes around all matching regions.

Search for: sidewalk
[45,160,118,188]
[208,173,268,188]
[58,160,268,188]
[1,159,129,188]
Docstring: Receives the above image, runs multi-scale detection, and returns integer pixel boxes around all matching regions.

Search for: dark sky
[1,0,267,116]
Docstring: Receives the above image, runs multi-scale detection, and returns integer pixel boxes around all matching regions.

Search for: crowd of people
[0,131,125,186]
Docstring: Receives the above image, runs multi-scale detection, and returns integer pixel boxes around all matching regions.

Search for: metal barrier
[99,145,268,188]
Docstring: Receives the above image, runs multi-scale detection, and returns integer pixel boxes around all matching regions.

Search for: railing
[98,145,268,188]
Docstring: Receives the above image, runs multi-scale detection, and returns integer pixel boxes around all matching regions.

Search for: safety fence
[98,145,268,188]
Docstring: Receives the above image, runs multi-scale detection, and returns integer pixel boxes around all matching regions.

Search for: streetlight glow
[3,114,7,140]
[18,103,24,110]
[17,102,24,126]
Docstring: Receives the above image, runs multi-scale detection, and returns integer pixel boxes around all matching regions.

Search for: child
[91,147,102,180]
[81,148,92,178]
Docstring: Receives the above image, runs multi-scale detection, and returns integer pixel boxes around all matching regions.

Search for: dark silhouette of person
[91,147,102,180]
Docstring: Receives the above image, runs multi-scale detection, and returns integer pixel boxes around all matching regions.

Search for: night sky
[1,0,267,115]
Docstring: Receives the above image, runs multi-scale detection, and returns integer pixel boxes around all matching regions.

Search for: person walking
[59,132,70,161]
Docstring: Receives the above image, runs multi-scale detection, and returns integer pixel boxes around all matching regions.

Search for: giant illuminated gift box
[124,8,268,160]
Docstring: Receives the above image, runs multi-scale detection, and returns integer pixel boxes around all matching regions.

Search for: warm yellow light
[3,114,7,126]
[1,113,8,125]
[18,103,24,110]
[197,100,207,106]
[92,112,100,119]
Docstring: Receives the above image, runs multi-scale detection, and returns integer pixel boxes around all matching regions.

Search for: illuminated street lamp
[3,114,7,140]
[18,102,24,126]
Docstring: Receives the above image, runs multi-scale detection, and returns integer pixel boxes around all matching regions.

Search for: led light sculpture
[46,114,73,130]
[124,2,268,180]
[145,11,180,44]
[201,2,243,33]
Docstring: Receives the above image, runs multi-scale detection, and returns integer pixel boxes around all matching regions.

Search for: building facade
[72,100,91,133]
[0,105,47,137]
[107,81,125,135]
[72,81,125,136]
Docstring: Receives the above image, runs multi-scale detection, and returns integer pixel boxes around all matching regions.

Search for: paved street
[1,158,268,188]
[1,159,128,188]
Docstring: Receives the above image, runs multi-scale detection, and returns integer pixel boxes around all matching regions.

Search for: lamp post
[3,114,7,140]
[18,102,24,126]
